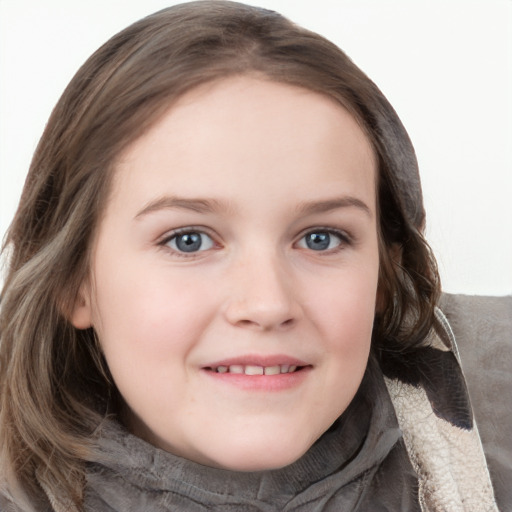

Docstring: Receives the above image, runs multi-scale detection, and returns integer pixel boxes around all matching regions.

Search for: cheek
[308,262,378,397]
[90,257,216,366]
[313,265,378,342]
[89,264,218,420]
[322,294,374,369]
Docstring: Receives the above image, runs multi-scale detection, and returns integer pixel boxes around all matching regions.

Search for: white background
[1,0,511,295]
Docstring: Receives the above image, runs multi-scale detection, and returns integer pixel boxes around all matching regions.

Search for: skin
[72,76,380,471]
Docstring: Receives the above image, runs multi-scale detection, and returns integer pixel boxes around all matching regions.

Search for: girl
[0,2,508,511]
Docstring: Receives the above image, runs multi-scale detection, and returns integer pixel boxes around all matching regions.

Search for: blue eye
[166,231,214,253]
[298,230,346,251]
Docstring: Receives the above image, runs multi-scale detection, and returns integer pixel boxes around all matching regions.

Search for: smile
[202,355,312,391]
[209,364,301,375]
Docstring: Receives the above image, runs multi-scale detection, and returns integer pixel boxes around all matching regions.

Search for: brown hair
[0,1,439,509]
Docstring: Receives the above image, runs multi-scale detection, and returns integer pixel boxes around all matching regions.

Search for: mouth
[205,364,306,375]
[201,355,312,391]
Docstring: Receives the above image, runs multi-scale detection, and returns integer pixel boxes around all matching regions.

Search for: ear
[70,283,93,330]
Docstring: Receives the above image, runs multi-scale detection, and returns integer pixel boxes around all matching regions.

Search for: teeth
[245,365,264,375]
[264,365,280,375]
[213,364,301,375]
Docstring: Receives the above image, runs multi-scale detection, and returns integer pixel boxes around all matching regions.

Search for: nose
[223,252,302,331]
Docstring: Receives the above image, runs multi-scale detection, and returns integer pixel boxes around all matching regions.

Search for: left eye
[297,230,345,251]
[165,231,215,253]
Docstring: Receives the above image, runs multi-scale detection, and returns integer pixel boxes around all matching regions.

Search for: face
[73,76,379,471]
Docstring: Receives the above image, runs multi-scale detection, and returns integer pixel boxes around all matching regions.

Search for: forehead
[111,76,376,213]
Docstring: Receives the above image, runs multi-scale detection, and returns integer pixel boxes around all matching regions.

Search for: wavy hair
[0,1,440,509]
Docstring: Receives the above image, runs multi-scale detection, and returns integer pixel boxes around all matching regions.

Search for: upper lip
[203,354,310,369]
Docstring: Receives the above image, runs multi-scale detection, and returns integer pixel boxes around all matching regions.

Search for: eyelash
[157,227,353,257]
[158,227,218,258]
[300,227,352,249]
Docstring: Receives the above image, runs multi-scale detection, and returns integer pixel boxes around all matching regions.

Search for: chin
[214,453,307,472]
[202,434,315,472]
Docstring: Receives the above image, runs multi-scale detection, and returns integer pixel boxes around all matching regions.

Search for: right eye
[164,231,215,253]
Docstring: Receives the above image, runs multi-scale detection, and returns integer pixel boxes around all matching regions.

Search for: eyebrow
[296,197,372,217]
[134,195,372,219]
[135,196,228,219]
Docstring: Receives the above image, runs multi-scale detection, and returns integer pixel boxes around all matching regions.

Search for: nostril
[236,317,296,330]
[236,319,255,328]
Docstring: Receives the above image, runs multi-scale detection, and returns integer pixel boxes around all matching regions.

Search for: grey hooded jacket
[1,294,511,511]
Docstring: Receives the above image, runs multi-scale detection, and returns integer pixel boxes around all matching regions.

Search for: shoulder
[440,293,512,511]
[439,293,512,347]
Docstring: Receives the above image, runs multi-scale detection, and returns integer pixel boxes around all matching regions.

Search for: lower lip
[202,367,312,392]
